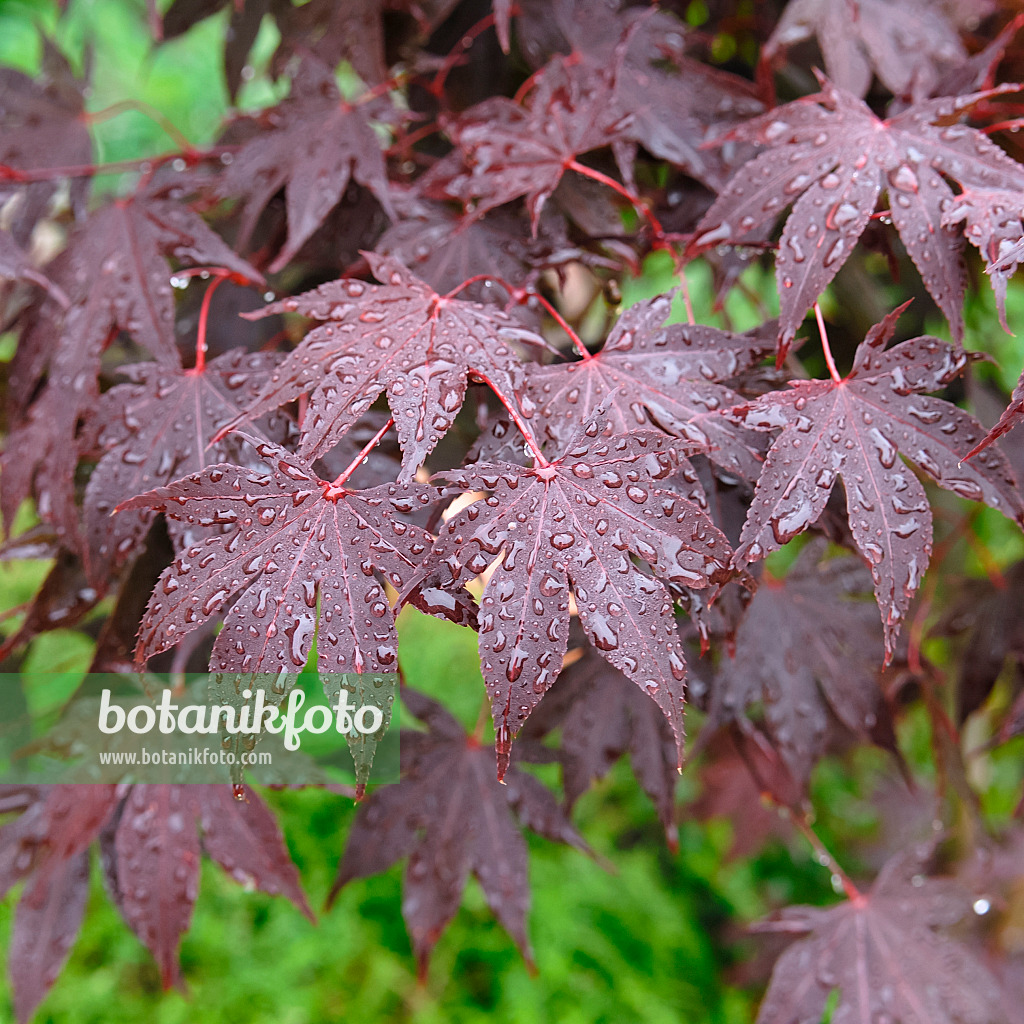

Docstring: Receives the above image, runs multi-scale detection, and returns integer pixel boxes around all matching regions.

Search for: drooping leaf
[0,786,119,1022]
[522,619,680,845]
[689,727,803,860]
[763,0,967,99]
[755,846,1002,1024]
[109,783,310,988]
[730,307,1024,655]
[216,60,396,271]
[942,187,1024,330]
[236,253,544,477]
[0,39,92,245]
[694,539,892,784]
[330,687,588,973]
[10,850,90,1024]
[119,436,435,677]
[193,784,312,917]
[689,80,1024,353]
[112,784,200,987]
[1,188,263,550]
[407,414,733,778]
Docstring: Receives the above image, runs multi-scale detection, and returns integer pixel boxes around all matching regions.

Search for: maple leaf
[118,436,436,677]
[375,199,578,299]
[942,188,1024,331]
[689,80,1024,353]
[83,348,289,582]
[568,5,763,188]
[763,0,967,99]
[217,60,396,272]
[527,292,775,480]
[329,687,589,973]
[689,728,803,860]
[108,784,311,988]
[0,785,120,1022]
[693,539,892,784]
[236,253,543,477]
[729,306,1024,656]
[755,846,1003,1024]
[522,619,681,845]
[0,38,92,246]
[0,188,263,550]
[426,60,631,231]
[408,415,733,778]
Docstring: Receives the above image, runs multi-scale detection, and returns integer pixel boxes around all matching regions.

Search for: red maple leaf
[84,348,289,582]
[235,253,544,477]
[729,306,1024,656]
[763,0,967,99]
[329,687,589,974]
[696,539,893,784]
[0,187,263,550]
[522,619,682,846]
[755,846,1002,1024]
[408,415,733,778]
[119,436,436,677]
[425,59,631,231]
[527,292,775,480]
[688,80,1024,353]
[942,187,1024,330]
[0,39,92,245]
[216,60,396,272]
[106,784,311,988]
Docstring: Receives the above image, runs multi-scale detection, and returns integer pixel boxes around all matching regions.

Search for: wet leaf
[119,436,436,677]
[407,412,733,778]
[689,80,1024,353]
[756,846,1002,1024]
[330,687,588,973]
[237,253,543,477]
[731,306,1024,656]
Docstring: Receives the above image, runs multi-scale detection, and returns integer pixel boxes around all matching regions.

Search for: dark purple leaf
[119,436,435,676]
[695,539,891,783]
[83,348,288,581]
[217,60,396,271]
[408,414,733,777]
[763,0,966,99]
[330,687,588,972]
[755,846,1002,1024]
[731,307,1024,655]
[237,253,543,477]
[527,292,775,480]
[0,39,92,245]
[689,81,1024,352]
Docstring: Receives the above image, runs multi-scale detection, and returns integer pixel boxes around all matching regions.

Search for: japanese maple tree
[4,0,1024,1021]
